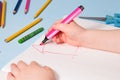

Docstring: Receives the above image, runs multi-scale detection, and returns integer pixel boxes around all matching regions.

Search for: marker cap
[79,5,84,11]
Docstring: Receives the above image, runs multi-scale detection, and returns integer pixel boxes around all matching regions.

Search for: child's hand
[48,19,86,46]
[48,19,120,53]
[7,61,55,80]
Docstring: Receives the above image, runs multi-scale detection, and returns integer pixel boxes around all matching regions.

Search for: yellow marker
[1,0,6,28]
[5,18,42,42]
[34,0,52,18]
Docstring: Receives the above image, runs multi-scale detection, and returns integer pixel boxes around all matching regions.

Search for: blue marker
[13,0,23,14]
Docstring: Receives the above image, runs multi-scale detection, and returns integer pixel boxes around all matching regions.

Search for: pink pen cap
[40,5,84,45]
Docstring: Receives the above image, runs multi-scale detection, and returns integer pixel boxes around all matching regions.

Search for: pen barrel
[1,0,6,28]
[18,27,44,43]
[14,0,22,12]
[61,6,84,24]
[25,0,30,10]
[46,5,84,39]
[0,1,2,25]
[34,0,52,18]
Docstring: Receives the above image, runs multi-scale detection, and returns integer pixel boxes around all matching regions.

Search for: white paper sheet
[0,71,8,80]
[1,18,120,80]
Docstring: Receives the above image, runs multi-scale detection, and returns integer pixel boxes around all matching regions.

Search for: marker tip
[40,43,43,46]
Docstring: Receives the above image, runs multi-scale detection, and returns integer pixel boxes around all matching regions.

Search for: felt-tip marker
[40,5,84,45]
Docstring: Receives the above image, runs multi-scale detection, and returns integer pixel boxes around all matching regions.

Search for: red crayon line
[32,44,79,57]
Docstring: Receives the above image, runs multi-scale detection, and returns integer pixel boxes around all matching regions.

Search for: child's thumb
[54,24,70,33]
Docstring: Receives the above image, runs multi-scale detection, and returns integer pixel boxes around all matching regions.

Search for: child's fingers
[70,20,77,24]
[53,34,64,44]
[29,61,42,68]
[47,19,62,33]
[53,24,68,33]
[10,63,20,77]
[48,20,78,34]
[46,26,55,35]
[43,66,54,73]
[7,72,15,80]
[53,19,62,25]
[47,25,56,34]
[52,36,57,42]
[17,61,28,70]
[43,66,52,70]
[56,38,63,44]
[51,32,60,42]
[61,33,67,43]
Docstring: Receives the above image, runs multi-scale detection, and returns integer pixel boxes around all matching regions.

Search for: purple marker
[40,5,84,45]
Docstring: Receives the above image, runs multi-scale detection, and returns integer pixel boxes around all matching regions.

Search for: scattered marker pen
[0,1,2,26]
[1,0,6,28]
[13,0,23,14]
[24,0,30,14]
[34,0,52,18]
[40,5,84,45]
[18,27,44,44]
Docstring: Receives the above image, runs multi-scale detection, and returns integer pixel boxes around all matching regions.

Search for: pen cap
[114,13,120,18]
[105,15,114,24]
[114,18,120,27]
[79,5,84,11]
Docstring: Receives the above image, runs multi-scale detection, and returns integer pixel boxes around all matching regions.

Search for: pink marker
[24,0,30,14]
[40,5,84,45]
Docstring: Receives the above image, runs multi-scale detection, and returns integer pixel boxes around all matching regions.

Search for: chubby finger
[46,25,55,34]
[52,33,63,44]
[29,61,42,68]
[43,66,55,79]
[56,37,63,44]
[53,19,62,25]
[52,36,57,42]
[53,24,70,33]
[17,61,27,70]
[69,20,77,25]
[7,72,15,80]
[47,19,62,33]
[53,38,64,44]
[43,66,53,71]
[11,63,20,77]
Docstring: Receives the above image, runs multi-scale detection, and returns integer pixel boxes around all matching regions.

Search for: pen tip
[34,15,37,19]
[40,42,43,46]
[4,39,8,43]
[24,9,28,14]
[1,24,4,28]
[34,17,36,19]
[13,11,16,14]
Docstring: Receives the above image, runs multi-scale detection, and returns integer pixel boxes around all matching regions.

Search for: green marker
[18,27,44,44]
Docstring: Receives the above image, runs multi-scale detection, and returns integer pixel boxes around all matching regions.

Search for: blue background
[0,0,120,69]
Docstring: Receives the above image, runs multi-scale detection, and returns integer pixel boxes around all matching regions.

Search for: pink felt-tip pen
[24,0,30,14]
[40,5,84,45]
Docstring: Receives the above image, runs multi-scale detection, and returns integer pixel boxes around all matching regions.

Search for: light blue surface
[0,0,120,69]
